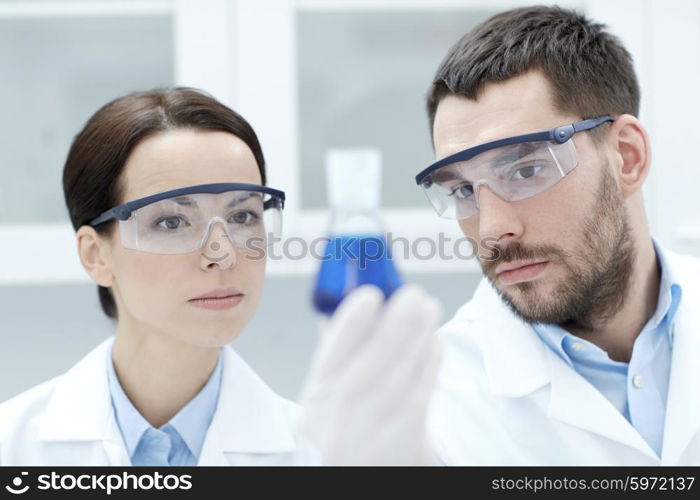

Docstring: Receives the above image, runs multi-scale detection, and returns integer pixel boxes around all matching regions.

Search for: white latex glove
[298,284,443,465]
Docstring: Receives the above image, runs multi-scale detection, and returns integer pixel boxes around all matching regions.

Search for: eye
[154,215,189,231]
[229,210,259,225]
[511,164,545,180]
[448,184,475,200]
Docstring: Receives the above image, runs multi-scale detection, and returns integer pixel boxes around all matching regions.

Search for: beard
[479,165,636,333]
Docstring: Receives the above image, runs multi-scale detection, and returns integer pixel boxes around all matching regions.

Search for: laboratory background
[1,0,699,402]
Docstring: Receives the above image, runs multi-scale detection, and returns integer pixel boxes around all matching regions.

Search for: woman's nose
[199,221,237,270]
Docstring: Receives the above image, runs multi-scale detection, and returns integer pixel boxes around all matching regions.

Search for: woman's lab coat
[428,247,700,465]
[0,338,319,465]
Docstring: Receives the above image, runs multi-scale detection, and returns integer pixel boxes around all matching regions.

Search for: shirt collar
[106,347,223,459]
[531,236,683,362]
[651,236,683,344]
[168,353,222,458]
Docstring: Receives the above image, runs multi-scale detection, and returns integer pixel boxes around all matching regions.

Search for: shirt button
[632,374,644,389]
[571,342,585,352]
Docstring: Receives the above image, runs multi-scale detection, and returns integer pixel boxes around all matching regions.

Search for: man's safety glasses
[415,116,615,220]
[89,183,285,255]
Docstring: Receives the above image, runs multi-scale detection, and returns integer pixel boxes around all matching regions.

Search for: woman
[0,88,318,466]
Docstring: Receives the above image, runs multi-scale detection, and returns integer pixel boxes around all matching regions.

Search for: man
[299,6,700,465]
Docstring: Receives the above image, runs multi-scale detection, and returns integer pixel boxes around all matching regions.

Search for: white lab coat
[428,247,700,465]
[0,338,320,465]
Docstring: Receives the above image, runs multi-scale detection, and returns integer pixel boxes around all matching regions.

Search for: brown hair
[62,87,267,319]
[426,6,640,142]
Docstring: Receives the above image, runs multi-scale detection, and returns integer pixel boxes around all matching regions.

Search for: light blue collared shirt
[106,347,223,466]
[531,239,682,457]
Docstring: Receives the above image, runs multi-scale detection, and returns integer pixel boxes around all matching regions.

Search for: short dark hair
[426,6,640,142]
[62,87,267,320]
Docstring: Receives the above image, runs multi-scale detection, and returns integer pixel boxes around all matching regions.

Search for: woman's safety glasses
[89,183,285,255]
[415,116,615,220]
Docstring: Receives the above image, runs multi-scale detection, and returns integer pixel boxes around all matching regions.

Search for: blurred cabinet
[0,0,232,284]
[0,14,174,224]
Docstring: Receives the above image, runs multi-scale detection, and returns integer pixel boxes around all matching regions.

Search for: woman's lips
[497,261,549,285]
[188,294,244,310]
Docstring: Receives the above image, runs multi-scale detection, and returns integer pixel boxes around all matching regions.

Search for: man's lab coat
[429,247,700,465]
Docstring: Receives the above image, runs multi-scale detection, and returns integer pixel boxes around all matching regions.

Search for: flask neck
[328,208,384,236]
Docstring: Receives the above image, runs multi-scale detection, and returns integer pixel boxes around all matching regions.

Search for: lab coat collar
[460,278,550,397]
[36,337,131,465]
[37,337,115,443]
[198,345,297,464]
[660,248,700,464]
[36,337,297,464]
[546,346,657,458]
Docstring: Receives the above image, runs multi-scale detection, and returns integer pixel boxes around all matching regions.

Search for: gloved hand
[297,284,443,465]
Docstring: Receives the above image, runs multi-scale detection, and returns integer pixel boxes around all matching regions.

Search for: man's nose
[199,221,237,270]
[475,184,524,245]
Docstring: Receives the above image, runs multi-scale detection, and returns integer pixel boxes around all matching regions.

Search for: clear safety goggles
[88,183,285,255]
[415,116,614,220]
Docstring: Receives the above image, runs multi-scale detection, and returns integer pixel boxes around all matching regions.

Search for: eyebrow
[429,142,543,183]
[429,169,462,184]
[489,142,541,168]
[169,193,263,208]
[227,192,262,207]
[172,196,195,206]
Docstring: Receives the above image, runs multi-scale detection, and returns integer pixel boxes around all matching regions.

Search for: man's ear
[607,114,651,198]
[76,225,115,287]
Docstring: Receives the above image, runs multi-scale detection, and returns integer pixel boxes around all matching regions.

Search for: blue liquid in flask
[313,234,403,315]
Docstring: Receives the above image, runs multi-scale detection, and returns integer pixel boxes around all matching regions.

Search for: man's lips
[495,260,549,275]
[495,260,550,285]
